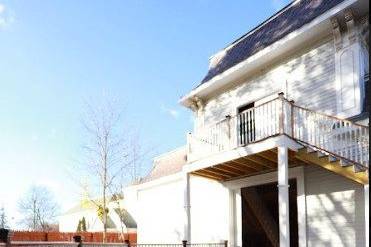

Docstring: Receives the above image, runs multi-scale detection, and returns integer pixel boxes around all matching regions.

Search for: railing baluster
[251,109,254,142]
[244,111,247,144]
[237,114,241,146]
[247,110,251,143]
[341,121,345,159]
[276,99,279,134]
[263,104,267,138]
[256,106,260,140]
[253,108,256,141]
[268,104,274,136]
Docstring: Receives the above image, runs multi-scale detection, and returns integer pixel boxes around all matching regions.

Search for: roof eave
[179,0,360,109]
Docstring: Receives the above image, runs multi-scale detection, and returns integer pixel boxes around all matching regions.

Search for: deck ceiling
[191,148,309,181]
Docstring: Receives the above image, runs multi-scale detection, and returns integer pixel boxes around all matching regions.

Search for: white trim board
[184,135,302,173]
[130,173,183,192]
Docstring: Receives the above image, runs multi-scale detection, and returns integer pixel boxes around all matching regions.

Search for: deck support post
[278,146,290,247]
[365,173,369,247]
[228,189,236,247]
[183,172,191,243]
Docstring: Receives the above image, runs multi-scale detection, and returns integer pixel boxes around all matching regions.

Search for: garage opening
[241,179,298,247]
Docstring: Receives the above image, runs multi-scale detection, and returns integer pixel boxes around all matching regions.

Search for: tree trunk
[33,200,37,230]
[103,187,107,243]
[103,149,108,243]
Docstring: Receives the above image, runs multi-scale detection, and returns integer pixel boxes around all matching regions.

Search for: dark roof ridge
[218,0,299,55]
[137,146,187,184]
[200,0,346,85]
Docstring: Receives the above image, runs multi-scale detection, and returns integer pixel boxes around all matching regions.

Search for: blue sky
[0,0,291,227]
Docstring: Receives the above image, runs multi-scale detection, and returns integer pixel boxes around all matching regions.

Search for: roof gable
[139,147,187,184]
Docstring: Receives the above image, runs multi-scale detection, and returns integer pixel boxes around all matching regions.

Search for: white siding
[133,175,229,244]
[136,179,184,244]
[287,40,337,115]
[201,38,337,127]
[128,167,366,246]
[190,176,229,243]
[304,165,365,247]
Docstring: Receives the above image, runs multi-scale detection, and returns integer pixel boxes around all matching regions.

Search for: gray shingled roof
[200,0,345,85]
[139,147,187,184]
[114,208,137,228]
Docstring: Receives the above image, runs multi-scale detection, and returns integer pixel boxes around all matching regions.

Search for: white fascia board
[222,166,304,190]
[179,0,358,108]
[183,135,302,173]
[127,172,184,192]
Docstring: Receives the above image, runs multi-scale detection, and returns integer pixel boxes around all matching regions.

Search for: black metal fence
[129,241,228,247]
[1,240,227,247]
[1,242,227,247]
[1,229,227,247]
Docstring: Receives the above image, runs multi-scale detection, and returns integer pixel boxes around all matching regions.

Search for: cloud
[0,3,15,29]
[161,105,180,119]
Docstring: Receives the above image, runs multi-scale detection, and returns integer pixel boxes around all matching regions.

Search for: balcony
[186,94,369,173]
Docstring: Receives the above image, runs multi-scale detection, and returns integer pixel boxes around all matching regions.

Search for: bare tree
[80,96,148,242]
[0,206,8,229]
[18,185,59,231]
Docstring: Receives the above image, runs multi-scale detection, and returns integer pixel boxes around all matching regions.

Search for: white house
[58,199,137,234]
[124,0,369,246]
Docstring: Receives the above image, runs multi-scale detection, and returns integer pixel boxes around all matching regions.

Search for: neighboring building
[125,0,369,246]
[58,198,137,234]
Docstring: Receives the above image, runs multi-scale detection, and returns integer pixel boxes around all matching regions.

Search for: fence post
[73,235,82,247]
[182,240,188,247]
[224,240,228,247]
[0,229,9,247]
[125,239,131,247]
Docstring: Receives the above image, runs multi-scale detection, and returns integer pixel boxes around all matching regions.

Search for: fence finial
[182,240,188,247]
[0,229,9,245]
[73,235,82,247]
[125,239,131,247]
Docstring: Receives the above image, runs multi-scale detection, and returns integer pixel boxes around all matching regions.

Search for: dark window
[238,102,255,145]
[238,102,255,113]
[364,73,369,114]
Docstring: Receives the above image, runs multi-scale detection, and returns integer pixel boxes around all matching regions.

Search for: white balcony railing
[187,95,369,168]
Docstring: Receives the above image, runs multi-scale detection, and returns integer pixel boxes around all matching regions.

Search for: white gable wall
[190,175,229,243]
[130,175,229,244]
[200,37,337,129]
[136,179,184,244]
